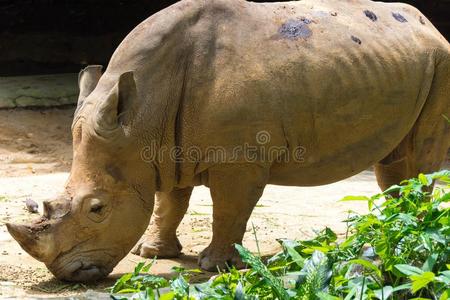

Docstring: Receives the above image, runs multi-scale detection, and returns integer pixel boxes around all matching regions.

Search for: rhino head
[7,66,156,282]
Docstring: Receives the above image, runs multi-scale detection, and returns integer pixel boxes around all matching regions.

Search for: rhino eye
[84,197,110,222]
[88,198,107,216]
[90,203,104,214]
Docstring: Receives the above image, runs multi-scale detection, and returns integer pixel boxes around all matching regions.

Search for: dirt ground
[0,107,446,298]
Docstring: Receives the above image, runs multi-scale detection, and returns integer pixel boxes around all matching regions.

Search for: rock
[25,198,39,213]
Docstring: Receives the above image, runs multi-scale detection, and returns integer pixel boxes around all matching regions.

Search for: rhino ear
[95,71,138,135]
[76,65,103,113]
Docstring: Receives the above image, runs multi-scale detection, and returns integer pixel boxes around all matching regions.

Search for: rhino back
[172,0,449,186]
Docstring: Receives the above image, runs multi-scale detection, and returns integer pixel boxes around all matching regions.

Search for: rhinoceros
[7,0,450,282]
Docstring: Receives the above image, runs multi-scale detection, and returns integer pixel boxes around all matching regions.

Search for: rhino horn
[43,199,70,219]
[6,222,53,263]
[94,71,138,135]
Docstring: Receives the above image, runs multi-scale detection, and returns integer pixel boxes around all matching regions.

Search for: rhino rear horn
[43,200,70,219]
[76,65,103,114]
[94,71,138,136]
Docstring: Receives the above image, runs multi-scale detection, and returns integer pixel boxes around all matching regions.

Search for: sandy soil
[0,107,445,298]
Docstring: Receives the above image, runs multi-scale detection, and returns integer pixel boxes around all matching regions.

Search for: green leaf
[383,184,401,195]
[420,233,433,251]
[281,240,305,268]
[159,291,175,300]
[302,246,332,254]
[340,195,371,202]
[418,173,432,186]
[186,268,203,273]
[170,275,190,297]
[235,244,290,300]
[111,273,133,293]
[391,283,412,292]
[373,286,393,300]
[422,253,438,272]
[115,288,141,294]
[234,281,246,300]
[438,193,450,203]
[411,271,435,293]
[141,275,169,289]
[437,271,450,285]
[395,264,423,276]
[323,227,338,242]
[141,259,156,273]
[316,291,341,300]
[339,235,356,250]
[430,170,450,184]
[297,251,331,296]
[439,289,449,300]
[133,262,146,275]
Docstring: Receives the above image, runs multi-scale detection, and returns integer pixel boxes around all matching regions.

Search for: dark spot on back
[351,35,362,45]
[363,10,377,22]
[279,19,313,40]
[419,16,426,25]
[392,12,407,23]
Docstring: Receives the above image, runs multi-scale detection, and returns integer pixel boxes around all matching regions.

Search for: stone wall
[0,0,449,77]
[0,74,78,108]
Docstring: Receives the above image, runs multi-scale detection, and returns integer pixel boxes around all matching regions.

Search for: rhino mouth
[68,261,110,282]
[49,249,117,282]
[50,258,114,282]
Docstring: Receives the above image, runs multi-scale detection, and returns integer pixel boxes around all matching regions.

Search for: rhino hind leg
[375,138,414,192]
[198,164,269,271]
[132,187,193,258]
[375,59,450,191]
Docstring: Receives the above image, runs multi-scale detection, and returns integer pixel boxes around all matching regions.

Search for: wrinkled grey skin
[7,0,450,282]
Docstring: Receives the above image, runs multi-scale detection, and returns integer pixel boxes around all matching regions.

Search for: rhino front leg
[199,164,269,271]
[132,187,193,258]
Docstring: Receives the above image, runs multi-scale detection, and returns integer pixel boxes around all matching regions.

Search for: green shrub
[111,170,450,300]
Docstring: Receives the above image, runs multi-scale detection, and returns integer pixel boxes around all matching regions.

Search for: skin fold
[7,0,450,281]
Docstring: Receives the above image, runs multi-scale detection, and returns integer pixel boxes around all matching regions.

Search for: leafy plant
[111,171,450,299]
[110,259,174,299]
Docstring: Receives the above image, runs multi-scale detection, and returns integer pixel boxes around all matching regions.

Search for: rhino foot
[198,245,245,271]
[131,236,182,259]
